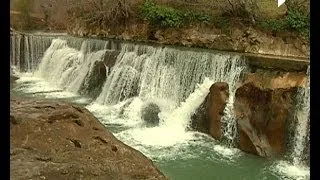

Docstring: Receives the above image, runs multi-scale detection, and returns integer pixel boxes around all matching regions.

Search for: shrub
[140,0,211,28]
[285,9,309,38]
[140,0,184,28]
[258,9,309,39]
[184,11,211,24]
[259,19,287,33]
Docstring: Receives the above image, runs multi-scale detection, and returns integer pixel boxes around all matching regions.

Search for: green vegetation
[139,0,309,39]
[140,0,210,28]
[259,9,309,38]
[286,9,310,37]
[140,0,184,28]
[10,0,309,40]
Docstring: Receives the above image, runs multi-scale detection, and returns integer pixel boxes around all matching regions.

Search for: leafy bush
[184,11,211,24]
[140,0,211,28]
[258,9,309,38]
[259,19,287,33]
[285,9,309,37]
[140,0,184,28]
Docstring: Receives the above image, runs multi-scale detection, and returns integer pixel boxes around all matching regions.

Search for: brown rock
[10,98,167,180]
[244,71,307,89]
[80,49,119,98]
[191,82,229,139]
[234,82,297,157]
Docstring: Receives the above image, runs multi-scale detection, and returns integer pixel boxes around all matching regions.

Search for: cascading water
[271,66,310,180]
[292,66,310,165]
[10,33,310,180]
[293,66,310,165]
[10,32,55,72]
[92,42,246,134]
[34,39,108,94]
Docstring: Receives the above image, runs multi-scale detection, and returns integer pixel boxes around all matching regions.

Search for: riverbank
[10,0,309,60]
[10,97,167,180]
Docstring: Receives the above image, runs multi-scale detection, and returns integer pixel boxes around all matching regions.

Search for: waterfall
[92,43,246,132]
[10,33,311,179]
[10,33,55,72]
[11,33,247,135]
[291,66,310,165]
[96,43,246,106]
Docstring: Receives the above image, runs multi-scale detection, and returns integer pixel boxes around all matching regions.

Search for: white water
[10,33,54,72]
[292,66,310,165]
[272,161,310,180]
[10,34,310,180]
[34,39,108,94]
[271,66,310,180]
[86,42,247,150]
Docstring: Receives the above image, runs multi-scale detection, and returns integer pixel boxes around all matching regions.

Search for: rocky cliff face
[10,98,167,180]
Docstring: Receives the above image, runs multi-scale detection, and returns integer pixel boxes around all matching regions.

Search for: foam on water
[86,79,242,163]
[271,161,310,180]
[213,145,241,157]
[14,72,82,100]
[15,73,63,93]
[86,99,144,127]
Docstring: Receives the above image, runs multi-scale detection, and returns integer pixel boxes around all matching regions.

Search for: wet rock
[191,82,229,139]
[234,82,298,157]
[141,103,161,127]
[103,49,120,69]
[10,98,167,180]
[80,61,107,98]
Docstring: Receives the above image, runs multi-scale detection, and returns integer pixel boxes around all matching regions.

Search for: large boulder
[141,103,161,127]
[234,72,303,157]
[191,82,229,139]
[10,98,167,180]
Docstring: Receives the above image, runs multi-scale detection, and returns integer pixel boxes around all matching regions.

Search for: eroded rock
[10,98,167,180]
[234,82,298,157]
[191,82,229,139]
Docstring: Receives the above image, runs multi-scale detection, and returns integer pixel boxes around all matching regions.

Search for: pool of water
[10,73,310,180]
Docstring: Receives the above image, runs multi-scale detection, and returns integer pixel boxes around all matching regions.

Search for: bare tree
[67,0,134,29]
